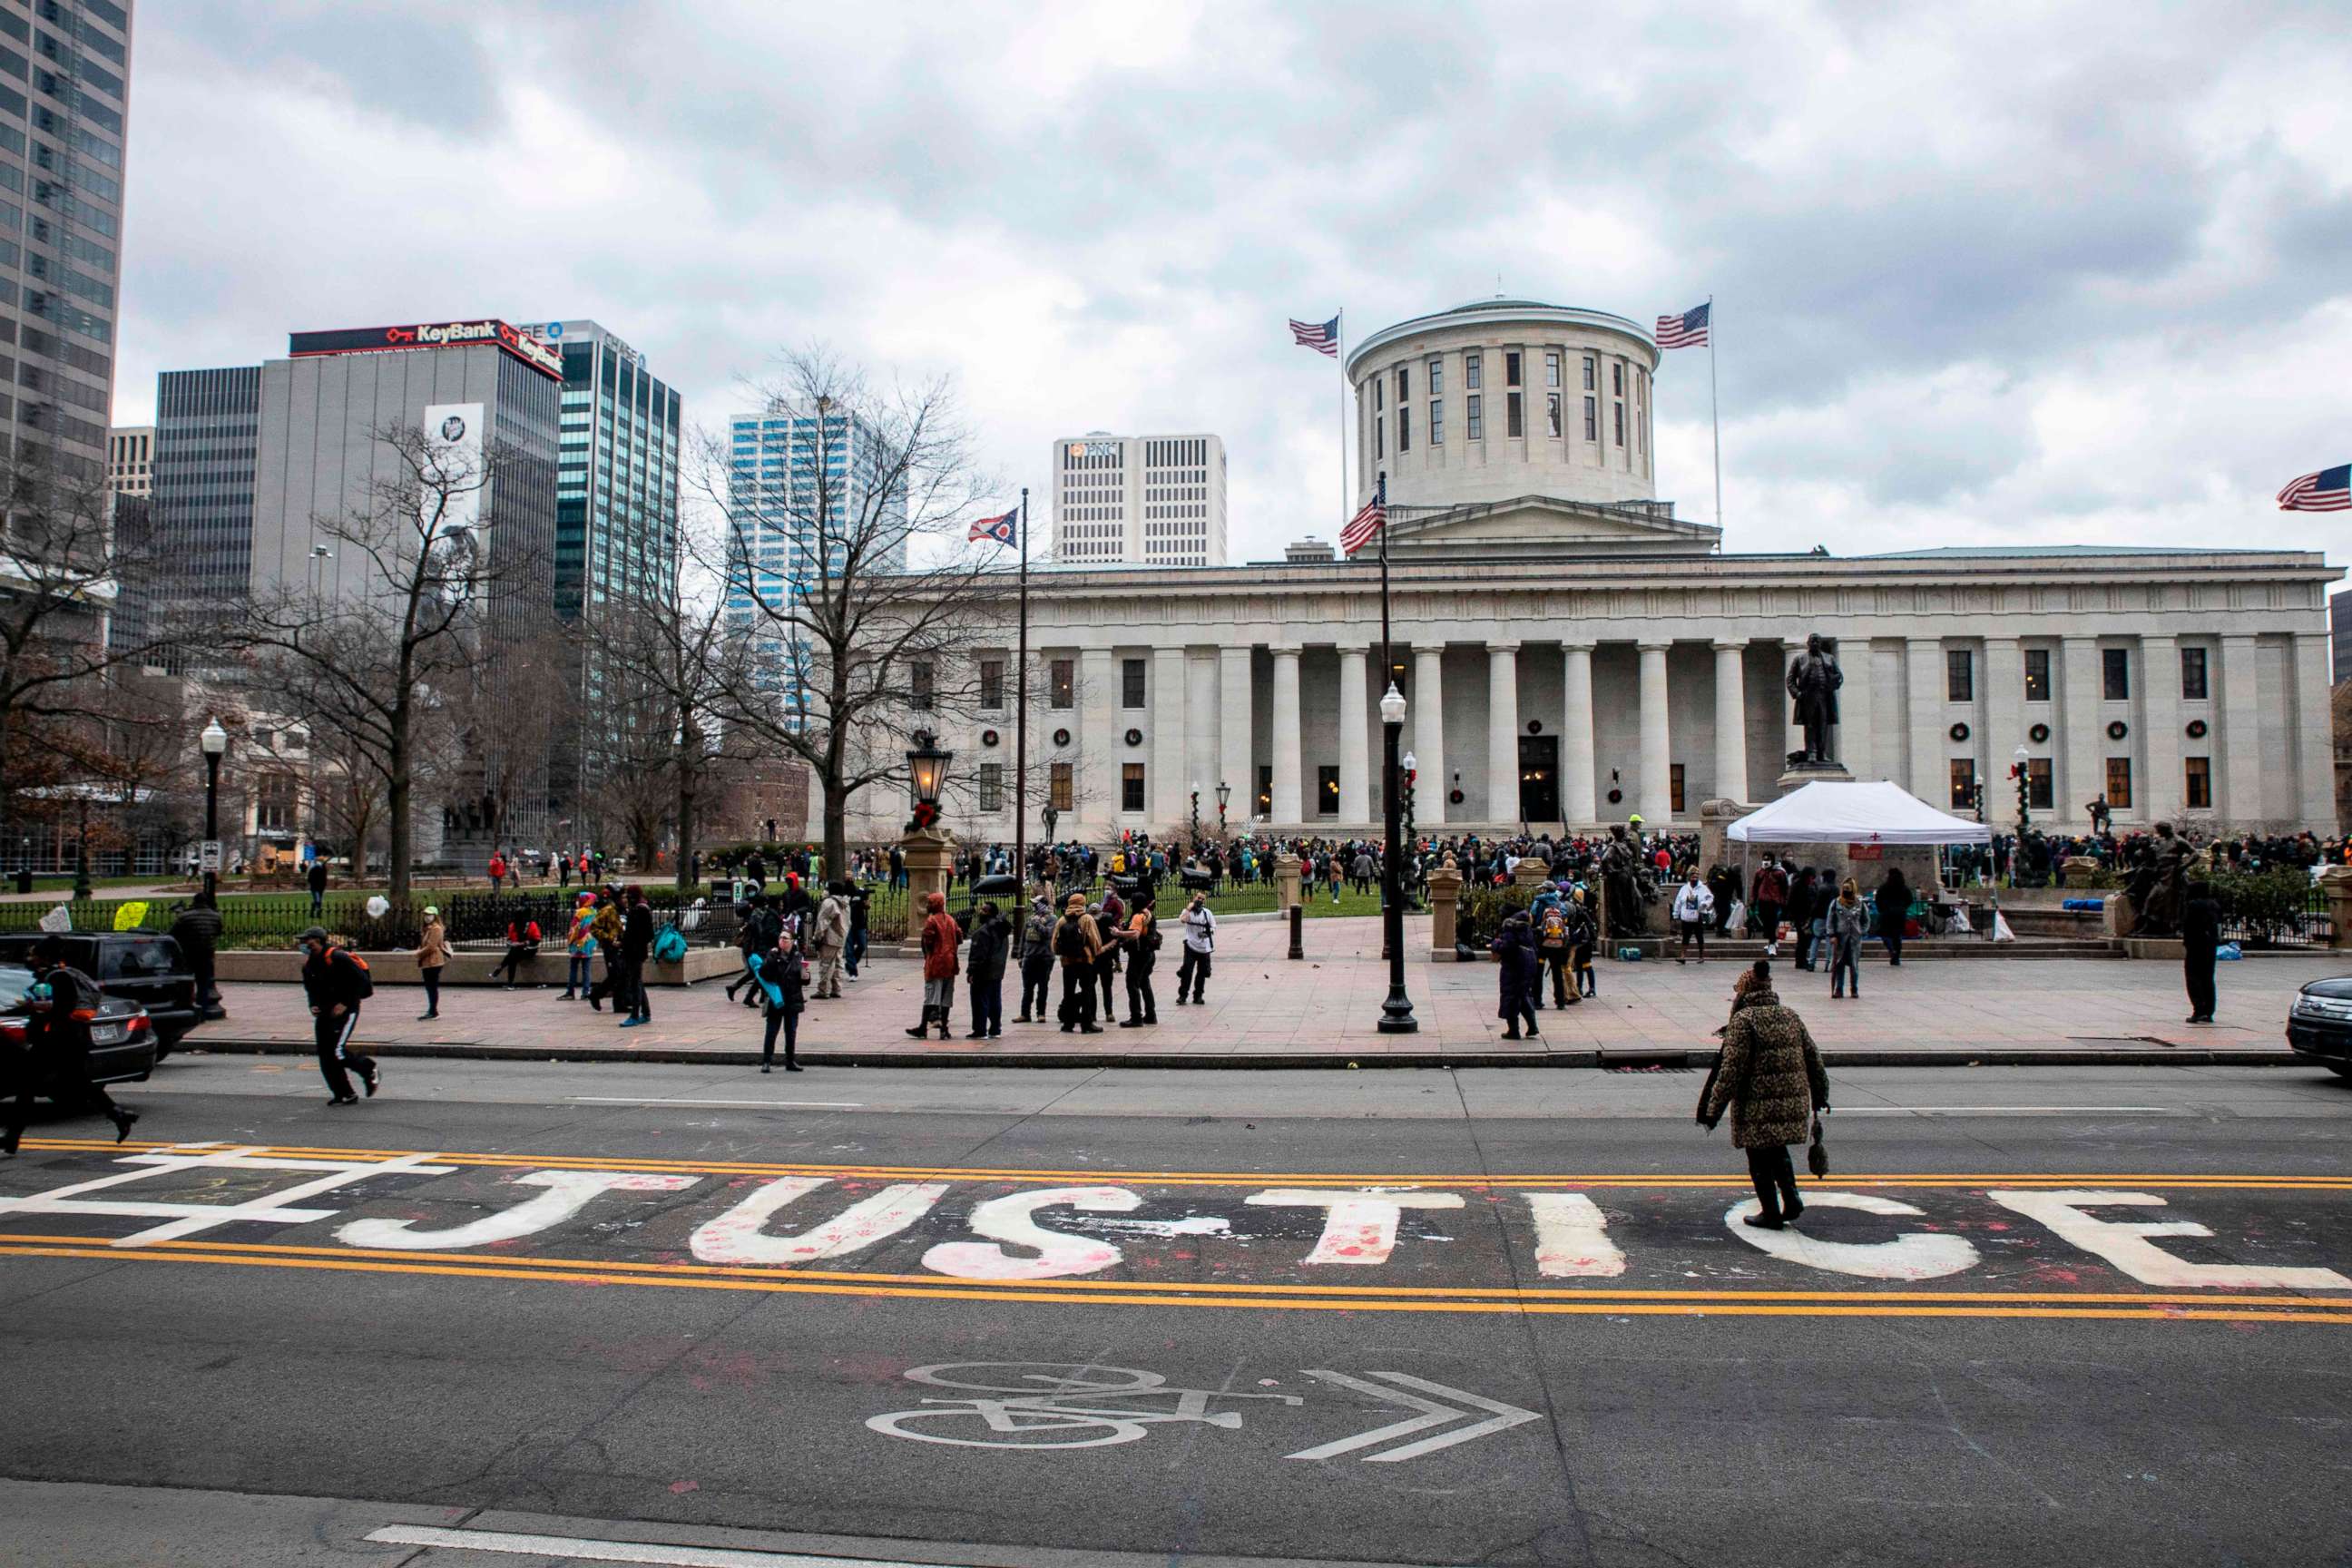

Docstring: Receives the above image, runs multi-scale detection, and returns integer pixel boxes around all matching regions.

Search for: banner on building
[419,402,486,537]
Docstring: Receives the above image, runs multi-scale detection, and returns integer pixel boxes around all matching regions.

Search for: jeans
[1059,966,1098,1029]
[1747,1144,1800,1220]
[969,980,1003,1034]
[846,927,867,976]
[1544,953,1572,1005]
[1174,946,1210,1002]
[565,954,591,995]
[760,1005,798,1066]
[420,967,442,1016]
[1019,954,1054,1018]
[1124,957,1155,1023]
[1829,936,1860,997]
[1575,951,1597,997]
[309,889,324,917]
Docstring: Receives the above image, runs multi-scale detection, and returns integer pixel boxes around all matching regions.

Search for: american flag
[1654,301,1710,349]
[1289,315,1340,358]
[1339,485,1387,558]
[967,506,1018,544]
[2278,464,2351,514]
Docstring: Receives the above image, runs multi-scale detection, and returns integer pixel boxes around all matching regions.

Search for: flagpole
[1337,308,1349,527]
[1708,294,1722,532]
[1014,487,1030,923]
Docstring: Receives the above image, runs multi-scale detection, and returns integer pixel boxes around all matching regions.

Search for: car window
[0,965,31,1007]
[106,939,180,980]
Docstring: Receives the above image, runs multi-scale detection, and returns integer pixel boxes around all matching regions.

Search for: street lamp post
[1377,682,1416,1034]
[72,794,90,901]
[2012,743,2033,888]
[201,718,229,908]
[1400,750,1418,908]
[1189,782,1200,854]
[1215,779,1230,835]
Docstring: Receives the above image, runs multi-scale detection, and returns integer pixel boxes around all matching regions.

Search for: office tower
[1050,432,1226,565]
[1,0,132,478]
[517,318,681,625]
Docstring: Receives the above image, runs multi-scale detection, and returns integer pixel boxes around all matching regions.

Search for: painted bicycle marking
[863,1363,1303,1450]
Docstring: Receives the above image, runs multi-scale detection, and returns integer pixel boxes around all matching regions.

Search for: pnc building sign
[287,318,564,380]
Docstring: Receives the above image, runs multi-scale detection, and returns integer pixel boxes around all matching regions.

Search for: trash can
[13,867,29,895]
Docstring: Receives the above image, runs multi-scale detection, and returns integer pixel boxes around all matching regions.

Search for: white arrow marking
[1287,1370,1541,1462]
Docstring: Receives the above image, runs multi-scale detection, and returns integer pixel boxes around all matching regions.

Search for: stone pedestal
[1274,852,1303,912]
[1512,855,1554,889]
[2322,866,2352,951]
[1426,858,1463,958]
[897,824,956,953]
[2062,856,2102,883]
[1698,798,1759,874]
[1774,760,1854,798]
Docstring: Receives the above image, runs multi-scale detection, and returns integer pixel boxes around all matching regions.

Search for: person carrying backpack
[1016,895,1055,1024]
[1054,893,1103,1034]
[1535,897,1576,1008]
[965,899,1010,1039]
[1568,888,1598,998]
[297,926,379,1106]
[1174,890,1215,1005]
[1117,894,1160,1027]
[748,928,806,1073]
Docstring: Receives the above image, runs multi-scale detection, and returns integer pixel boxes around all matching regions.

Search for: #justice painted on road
[4,1139,2351,1323]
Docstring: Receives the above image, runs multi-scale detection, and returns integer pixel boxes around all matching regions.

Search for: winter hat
[423,906,439,918]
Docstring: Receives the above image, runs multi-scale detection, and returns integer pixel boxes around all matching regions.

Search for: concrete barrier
[213,947,742,987]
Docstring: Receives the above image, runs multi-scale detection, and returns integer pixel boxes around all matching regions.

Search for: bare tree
[690,348,1005,874]
[202,424,549,898]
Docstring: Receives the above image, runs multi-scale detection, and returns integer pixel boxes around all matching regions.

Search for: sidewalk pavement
[180,916,2329,1069]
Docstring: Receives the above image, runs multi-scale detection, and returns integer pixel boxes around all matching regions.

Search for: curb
[179,1040,2305,1072]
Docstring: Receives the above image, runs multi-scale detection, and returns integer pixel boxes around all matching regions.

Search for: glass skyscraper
[522,319,681,625]
[0,0,132,478]
[726,399,907,704]
[122,365,260,655]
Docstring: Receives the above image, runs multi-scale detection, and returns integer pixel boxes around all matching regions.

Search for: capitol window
[1426,357,1443,394]
[1583,396,1596,441]
[1397,405,1410,452]
[1504,351,1521,387]
[1546,350,1561,387]
[1583,355,1596,391]
[1547,393,1563,438]
[1429,399,1443,444]
[1466,395,1482,440]
[1465,353,1481,389]
[1396,366,1409,400]
[1506,392,1523,438]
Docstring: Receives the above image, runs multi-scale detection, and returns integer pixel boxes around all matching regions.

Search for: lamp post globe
[906,730,952,828]
[199,718,230,907]
[1376,682,1416,1033]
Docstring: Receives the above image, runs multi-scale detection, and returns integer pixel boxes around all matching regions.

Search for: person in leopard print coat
[1700,958,1829,1230]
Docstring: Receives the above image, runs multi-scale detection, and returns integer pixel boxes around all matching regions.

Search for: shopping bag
[1727,897,1748,931]
[1807,1116,1830,1178]
[2216,942,2242,961]
[1991,913,2015,943]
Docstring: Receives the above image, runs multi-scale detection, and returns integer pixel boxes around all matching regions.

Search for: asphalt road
[5,1057,2352,1567]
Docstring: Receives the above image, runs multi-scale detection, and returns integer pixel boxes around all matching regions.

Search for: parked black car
[2288,977,2352,1077]
[0,933,201,1058]
[0,962,158,1085]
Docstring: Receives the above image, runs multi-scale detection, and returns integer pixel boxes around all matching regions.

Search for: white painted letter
[922,1186,1141,1279]
[1724,1192,1981,1280]
[1986,1190,2352,1289]
[1246,1189,1465,1266]
[338,1170,699,1250]
[691,1177,949,1266]
[1525,1192,1626,1278]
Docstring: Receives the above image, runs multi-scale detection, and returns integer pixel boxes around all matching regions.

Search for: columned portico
[1413,644,1446,826]
[1561,641,1596,824]
[1338,647,1370,824]
[1217,646,1253,819]
[1269,644,1303,826]
[1486,642,1520,825]
[1711,640,1747,803]
[1637,642,1671,824]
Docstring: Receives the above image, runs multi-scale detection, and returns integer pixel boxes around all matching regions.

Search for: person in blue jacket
[749,929,806,1073]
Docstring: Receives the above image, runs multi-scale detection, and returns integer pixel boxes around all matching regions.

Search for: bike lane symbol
[864,1363,1304,1450]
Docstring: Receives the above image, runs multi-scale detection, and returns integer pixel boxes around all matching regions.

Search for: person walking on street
[2183,877,2220,1024]
[617,887,654,1027]
[1174,891,1215,1004]
[749,927,805,1073]
[307,854,328,919]
[2,957,137,1154]
[586,891,623,1011]
[1534,896,1575,1006]
[1119,895,1160,1027]
[808,883,848,999]
[298,926,379,1106]
[1700,958,1828,1230]
[965,899,1010,1039]
[561,893,595,999]
[1672,868,1713,965]
[908,891,962,1040]
[1054,893,1103,1034]
[1016,895,1055,1023]
[1826,878,1867,999]
[415,906,447,1020]
[1876,867,1911,967]
[1490,908,1541,1040]
[486,849,506,892]
[1754,858,1788,953]
[170,894,226,1021]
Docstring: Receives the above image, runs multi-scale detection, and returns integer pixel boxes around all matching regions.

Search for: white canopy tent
[1727,780,1992,847]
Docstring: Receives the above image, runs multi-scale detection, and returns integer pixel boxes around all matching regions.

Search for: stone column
[1185,649,1218,821]
[1562,640,1597,825]
[2139,632,2180,826]
[2218,632,2261,828]
[2295,632,2335,831]
[897,827,956,954]
[1984,636,2024,798]
[1218,646,1253,826]
[1711,640,1748,802]
[1338,647,1371,825]
[2320,865,2352,950]
[1638,641,1671,823]
[2061,636,2101,828]
[1413,644,1446,826]
[1078,647,1116,836]
[1486,642,1521,824]
[1906,637,1946,803]
[1270,644,1303,826]
[1426,857,1463,957]
[1152,645,1188,832]
[1838,637,1873,780]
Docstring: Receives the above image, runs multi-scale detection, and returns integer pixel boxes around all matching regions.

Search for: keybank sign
[288,318,564,381]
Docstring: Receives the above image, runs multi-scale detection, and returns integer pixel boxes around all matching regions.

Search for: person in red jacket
[490,917,543,988]
[906,892,963,1041]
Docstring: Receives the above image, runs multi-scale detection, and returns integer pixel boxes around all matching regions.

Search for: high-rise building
[516,318,681,625]
[0,0,133,478]
[113,368,259,656]
[1051,432,1226,566]
[103,421,146,494]
[726,399,907,699]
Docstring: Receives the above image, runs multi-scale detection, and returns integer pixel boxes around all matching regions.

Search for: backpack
[653,923,688,964]
[337,946,375,1000]
[1054,916,1087,960]
[1539,907,1567,949]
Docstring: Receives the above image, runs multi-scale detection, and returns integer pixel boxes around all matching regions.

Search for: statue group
[2122,823,2199,937]
[1599,824,1655,936]
[1786,632,1844,768]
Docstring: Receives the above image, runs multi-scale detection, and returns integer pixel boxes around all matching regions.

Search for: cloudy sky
[113,1,2350,565]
